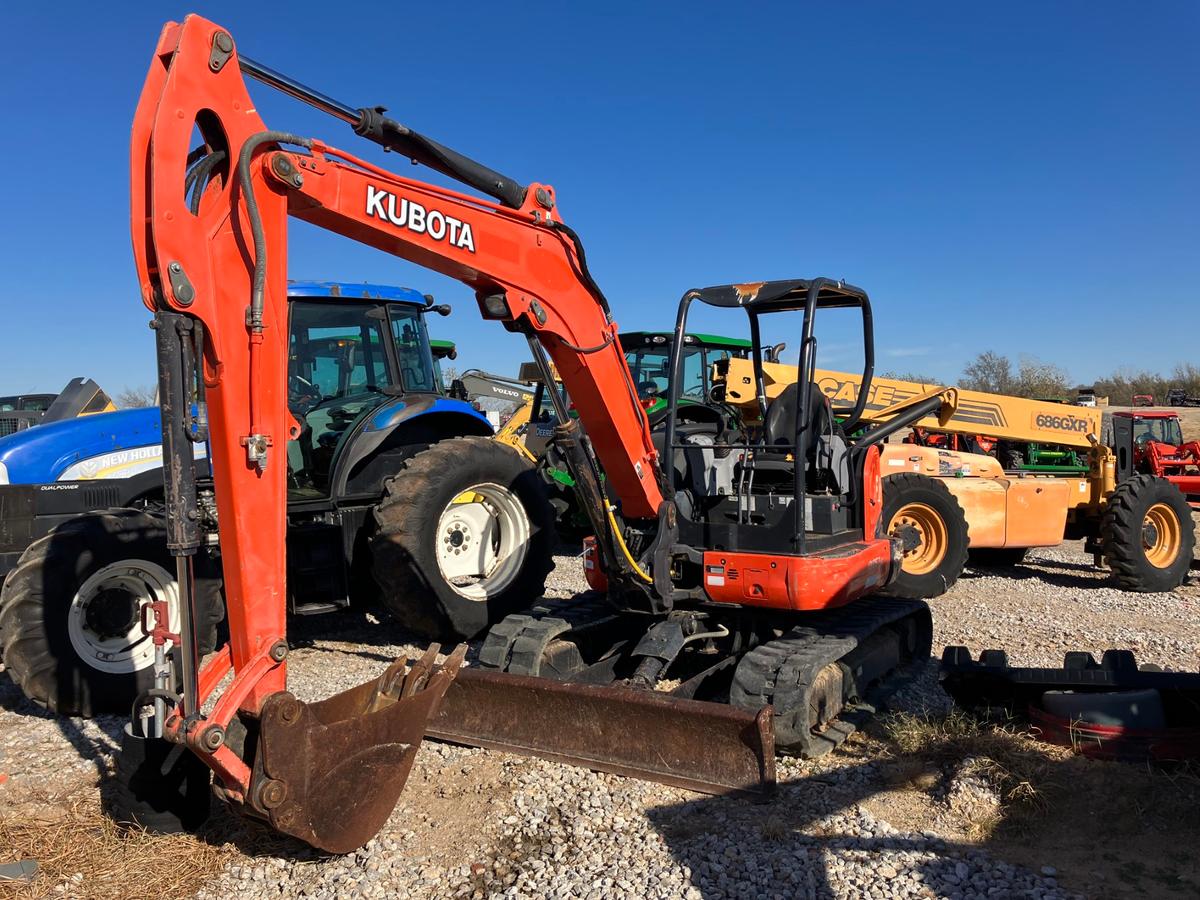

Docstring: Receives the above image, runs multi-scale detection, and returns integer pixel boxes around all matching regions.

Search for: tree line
[885,353,1200,405]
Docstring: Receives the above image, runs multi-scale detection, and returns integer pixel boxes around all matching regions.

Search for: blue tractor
[0,282,554,716]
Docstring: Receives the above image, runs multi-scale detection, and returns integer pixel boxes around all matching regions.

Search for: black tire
[371,437,555,641]
[1102,474,1195,592]
[0,509,224,717]
[878,473,969,599]
[104,723,211,834]
[968,547,1029,567]
[998,446,1024,471]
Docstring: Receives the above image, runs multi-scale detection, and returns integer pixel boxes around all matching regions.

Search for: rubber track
[731,597,932,757]
[479,595,616,675]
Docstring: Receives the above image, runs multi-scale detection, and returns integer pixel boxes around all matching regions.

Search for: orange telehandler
[122,15,966,851]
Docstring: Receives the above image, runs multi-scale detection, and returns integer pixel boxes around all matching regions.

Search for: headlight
[0,461,8,484]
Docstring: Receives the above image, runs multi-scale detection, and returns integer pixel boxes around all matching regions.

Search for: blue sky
[3,2,1196,396]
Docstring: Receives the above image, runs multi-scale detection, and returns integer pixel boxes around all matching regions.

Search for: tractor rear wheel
[1102,475,1194,592]
[371,437,555,641]
[878,473,969,599]
[0,509,224,717]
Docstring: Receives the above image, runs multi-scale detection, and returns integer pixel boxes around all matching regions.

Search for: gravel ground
[2,538,1197,899]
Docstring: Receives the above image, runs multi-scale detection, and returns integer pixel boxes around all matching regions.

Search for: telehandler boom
[126,15,959,851]
[715,359,1194,593]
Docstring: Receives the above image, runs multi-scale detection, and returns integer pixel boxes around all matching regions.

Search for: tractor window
[390,307,437,394]
[287,301,395,499]
[1134,417,1184,446]
[20,396,54,412]
[625,345,706,405]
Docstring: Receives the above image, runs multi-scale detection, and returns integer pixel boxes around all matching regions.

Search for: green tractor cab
[430,339,457,395]
[621,332,753,414]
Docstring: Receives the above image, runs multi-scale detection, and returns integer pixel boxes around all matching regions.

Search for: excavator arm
[125,16,776,851]
[133,14,664,705]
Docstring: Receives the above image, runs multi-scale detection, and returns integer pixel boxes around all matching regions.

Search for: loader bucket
[250,645,464,853]
[429,668,776,798]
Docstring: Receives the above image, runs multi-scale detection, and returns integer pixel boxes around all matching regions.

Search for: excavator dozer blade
[251,645,465,853]
[428,668,777,798]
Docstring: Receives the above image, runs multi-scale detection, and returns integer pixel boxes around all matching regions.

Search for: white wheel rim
[67,560,178,675]
[435,482,531,602]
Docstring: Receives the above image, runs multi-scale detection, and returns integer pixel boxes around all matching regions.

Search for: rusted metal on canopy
[429,667,777,798]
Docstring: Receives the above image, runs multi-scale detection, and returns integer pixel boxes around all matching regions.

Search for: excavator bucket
[247,652,771,853]
[429,668,777,798]
[250,645,465,853]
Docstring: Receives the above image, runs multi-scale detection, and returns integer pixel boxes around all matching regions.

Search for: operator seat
[760,382,850,493]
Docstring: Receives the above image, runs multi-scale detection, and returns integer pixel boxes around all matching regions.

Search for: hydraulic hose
[606,503,653,584]
[237,131,313,334]
[185,150,228,214]
[236,131,313,441]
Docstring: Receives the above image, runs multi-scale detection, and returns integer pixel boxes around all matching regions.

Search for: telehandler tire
[0,509,224,717]
[1102,474,1194,592]
[371,436,555,641]
[878,473,969,599]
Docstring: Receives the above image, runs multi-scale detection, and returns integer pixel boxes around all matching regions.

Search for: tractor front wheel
[371,437,555,641]
[878,473,970,599]
[1102,475,1194,592]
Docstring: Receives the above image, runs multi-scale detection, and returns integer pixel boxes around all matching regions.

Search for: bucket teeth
[403,644,443,698]
[249,644,466,853]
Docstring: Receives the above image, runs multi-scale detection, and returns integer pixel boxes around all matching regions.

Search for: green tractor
[528,331,757,525]
[430,338,458,395]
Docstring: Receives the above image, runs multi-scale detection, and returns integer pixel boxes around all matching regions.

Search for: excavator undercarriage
[123,15,958,852]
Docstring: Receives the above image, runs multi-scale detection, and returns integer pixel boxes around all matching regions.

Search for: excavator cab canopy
[663,279,877,555]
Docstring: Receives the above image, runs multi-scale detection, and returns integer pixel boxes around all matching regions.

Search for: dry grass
[0,792,234,900]
[878,709,1200,895]
[887,711,1054,795]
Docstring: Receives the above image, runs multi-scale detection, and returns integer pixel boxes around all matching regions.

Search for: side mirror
[432,304,452,317]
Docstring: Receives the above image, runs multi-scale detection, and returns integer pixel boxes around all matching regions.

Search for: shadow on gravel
[645,714,1200,900]
[0,668,123,782]
[959,561,1114,591]
[646,760,967,900]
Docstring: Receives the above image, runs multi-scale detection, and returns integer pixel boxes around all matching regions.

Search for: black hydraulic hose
[551,221,613,318]
[237,131,313,332]
[546,221,651,463]
[185,150,227,215]
[557,333,615,355]
[189,321,209,443]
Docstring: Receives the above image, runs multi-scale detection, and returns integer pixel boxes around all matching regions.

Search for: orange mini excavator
[122,15,959,851]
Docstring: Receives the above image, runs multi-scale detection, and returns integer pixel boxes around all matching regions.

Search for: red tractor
[1111,411,1200,508]
[904,427,996,457]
